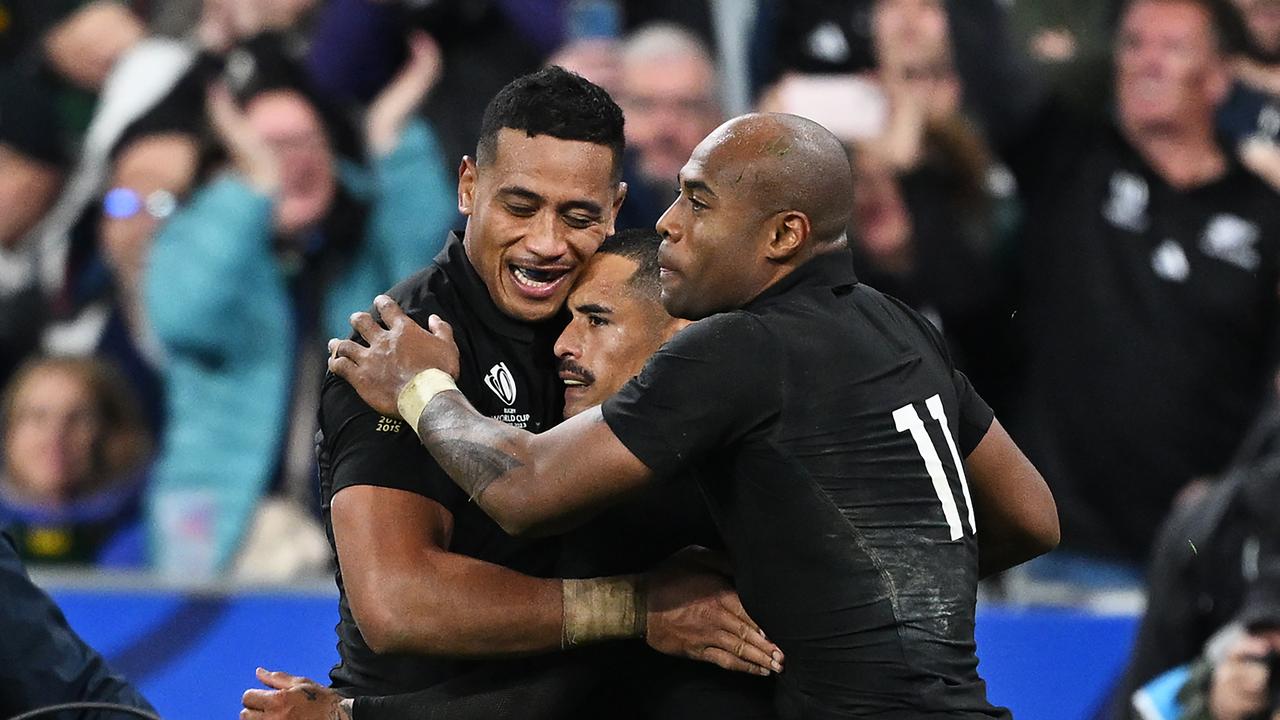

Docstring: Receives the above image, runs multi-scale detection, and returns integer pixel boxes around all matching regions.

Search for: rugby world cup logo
[484,362,518,406]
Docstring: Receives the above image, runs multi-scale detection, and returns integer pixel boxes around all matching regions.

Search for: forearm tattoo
[416,392,526,502]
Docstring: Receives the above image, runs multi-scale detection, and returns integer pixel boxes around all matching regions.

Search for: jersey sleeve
[601,312,781,478]
[320,372,467,509]
[953,368,994,458]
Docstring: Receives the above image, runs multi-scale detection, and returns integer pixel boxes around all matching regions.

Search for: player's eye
[587,315,609,327]
[563,214,595,229]
[689,197,708,212]
[505,202,536,217]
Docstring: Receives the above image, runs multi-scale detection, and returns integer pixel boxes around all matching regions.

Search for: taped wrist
[396,369,458,436]
[561,575,647,648]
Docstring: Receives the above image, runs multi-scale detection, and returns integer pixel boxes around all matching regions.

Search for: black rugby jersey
[603,250,1005,719]
[317,233,565,696]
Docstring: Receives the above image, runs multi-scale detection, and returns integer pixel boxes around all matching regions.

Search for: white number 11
[892,395,976,541]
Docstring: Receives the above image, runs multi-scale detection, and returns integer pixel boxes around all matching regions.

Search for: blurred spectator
[141,34,454,579]
[614,22,722,228]
[1005,0,1118,115]
[0,1,146,250]
[760,0,1017,411]
[0,1,146,383]
[46,126,205,432]
[1006,0,1280,589]
[0,356,150,567]
[1222,0,1280,190]
[749,0,1039,149]
[1111,399,1280,717]
[1128,551,1280,720]
[845,141,1016,412]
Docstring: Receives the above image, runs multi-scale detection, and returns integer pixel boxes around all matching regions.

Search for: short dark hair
[596,228,661,299]
[476,66,626,180]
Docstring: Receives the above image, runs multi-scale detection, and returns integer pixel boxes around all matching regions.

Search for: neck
[1124,121,1226,189]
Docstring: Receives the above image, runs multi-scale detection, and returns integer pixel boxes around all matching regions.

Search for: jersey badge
[1151,239,1190,282]
[484,362,518,406]
[1103,170,1150,232]
[1200,214,1260,271]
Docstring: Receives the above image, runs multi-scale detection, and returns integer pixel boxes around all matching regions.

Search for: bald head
[656,113,855,320]
[695,113,854,245]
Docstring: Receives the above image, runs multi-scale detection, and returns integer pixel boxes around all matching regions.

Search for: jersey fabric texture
[318,233,565,696]
[603,250,1005,719]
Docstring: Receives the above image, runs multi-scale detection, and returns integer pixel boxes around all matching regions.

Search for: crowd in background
[1,0,1280,716]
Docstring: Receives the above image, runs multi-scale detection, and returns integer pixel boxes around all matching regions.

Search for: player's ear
[765,210,809,261]
[458,156,478,217]
[606,181,628,236]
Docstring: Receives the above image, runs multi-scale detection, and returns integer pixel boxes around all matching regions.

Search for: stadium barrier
[34,571,1138,720]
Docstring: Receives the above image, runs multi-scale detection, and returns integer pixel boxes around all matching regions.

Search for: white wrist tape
[561,575,647,648]
[396,369,458,436]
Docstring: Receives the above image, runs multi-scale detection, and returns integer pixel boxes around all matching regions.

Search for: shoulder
[856,284,952,359]
[667,310,772,352]
[646,311,780,389]
[379,261,461,327]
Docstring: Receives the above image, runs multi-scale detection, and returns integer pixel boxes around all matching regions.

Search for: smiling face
[1115,0,1229,136]
[554,253,681,417]
[459,129,625,323]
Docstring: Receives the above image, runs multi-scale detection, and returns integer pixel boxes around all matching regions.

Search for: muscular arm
[965,419,1059,578]
[332,484,562,656]
[413,391,653,538]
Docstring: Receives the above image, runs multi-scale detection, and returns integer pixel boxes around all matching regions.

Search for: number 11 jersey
[602,250,1007,719]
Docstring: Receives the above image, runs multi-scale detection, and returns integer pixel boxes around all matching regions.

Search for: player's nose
[553,325,581,360]
[656,202,680,242]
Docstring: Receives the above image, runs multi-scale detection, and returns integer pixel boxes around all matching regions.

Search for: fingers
[708,628,776,675]
[427,314,454,343]
[328,354,359,380]
[715,593,783,669]
[699,646,772,676]
[350,311,384,343]
[330,338,367,364]
[373,295,407,329]
[240,710,264,720]
[242,688,279,711]
[256,666,309,689]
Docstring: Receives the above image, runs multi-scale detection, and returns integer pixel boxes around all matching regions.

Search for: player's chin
[501,287,571,323]
[563,386,594,418]
[659,283,697,321]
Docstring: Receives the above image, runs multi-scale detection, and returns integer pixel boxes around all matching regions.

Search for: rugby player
[330,113,1060,718]
[266,68,778,719]
[244,230,776,719]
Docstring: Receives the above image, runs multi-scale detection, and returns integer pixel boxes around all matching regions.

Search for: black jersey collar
[437,232,566,343]
[746,247,859,309]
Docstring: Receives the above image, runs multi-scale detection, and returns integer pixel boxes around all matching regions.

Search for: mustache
[557,358,596,385]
